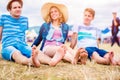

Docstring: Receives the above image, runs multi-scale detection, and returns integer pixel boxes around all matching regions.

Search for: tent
[26,29,38,42]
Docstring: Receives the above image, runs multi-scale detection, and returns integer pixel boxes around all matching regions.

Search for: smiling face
[83,11,94,26]
[8,1,22,19]
[83,8,95,26]
[49,6,61,21]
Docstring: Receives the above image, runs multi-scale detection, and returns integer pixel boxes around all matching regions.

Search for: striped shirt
[0,15,28,48]
[72,23,101,48]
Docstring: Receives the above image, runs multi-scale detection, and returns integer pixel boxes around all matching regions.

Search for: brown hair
[7,0,23,11]
[45,6,65,24]
[84,8,95,18]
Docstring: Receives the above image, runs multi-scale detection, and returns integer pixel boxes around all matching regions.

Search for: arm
[113,18,118,26]
[0,15,3,42]
[31,26,43,47]
[97,38,101,48]
[32,33,42,47]
[70,32,77,49]
[0,27,3,41]
[113,17,120,27]
[96,28,101,48]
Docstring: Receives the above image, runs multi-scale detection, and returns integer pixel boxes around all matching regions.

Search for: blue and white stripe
[0,15,28,48]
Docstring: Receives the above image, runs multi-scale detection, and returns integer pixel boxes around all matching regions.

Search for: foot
[79,48,88,65]
[32,45,41,67]
[109,51,117,65]
[49,53,64,66]
[71,48,81,65]
[49,47,65,66]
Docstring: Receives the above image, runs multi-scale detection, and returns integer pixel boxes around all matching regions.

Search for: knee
[60,44,67,50]
[57,47,65,53]
[12,51,21,57]
[12,51,22,61]
[92,52,99,59]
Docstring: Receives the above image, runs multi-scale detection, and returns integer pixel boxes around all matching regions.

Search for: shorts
[85,47,108,59]
[1,44,32,61]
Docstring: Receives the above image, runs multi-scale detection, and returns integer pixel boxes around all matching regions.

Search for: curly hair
[45,6,65,24]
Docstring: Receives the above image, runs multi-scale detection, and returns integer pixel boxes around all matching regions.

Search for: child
[70,8,118,65]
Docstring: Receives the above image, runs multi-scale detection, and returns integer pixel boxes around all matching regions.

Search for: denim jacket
[32,22,69,50]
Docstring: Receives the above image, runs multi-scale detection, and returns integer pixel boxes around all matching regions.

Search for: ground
[0,43,120,80]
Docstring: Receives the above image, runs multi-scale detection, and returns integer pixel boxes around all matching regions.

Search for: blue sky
[0,0,120,29]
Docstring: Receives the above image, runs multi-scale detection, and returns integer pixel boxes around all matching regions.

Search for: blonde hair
[7,0,23,11]
[45,6,65,24]
[84,8,95,18]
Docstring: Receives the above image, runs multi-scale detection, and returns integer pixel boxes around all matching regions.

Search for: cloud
[0,0,120,29]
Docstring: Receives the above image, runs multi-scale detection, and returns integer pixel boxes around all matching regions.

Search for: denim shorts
[1,44,32,61]
[85,47,108,59]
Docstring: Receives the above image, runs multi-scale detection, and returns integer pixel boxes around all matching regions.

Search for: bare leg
[71,48,81,65]
[12,51,32,65]
[32,46,41,67]
[49,46,65,66]
[109,52,118,65]
[63,47,88,65]
[36,49,52,65]
[79,48,88,65]
[63,51,74,63]
[63,47,75,64]
[92,52,112,65]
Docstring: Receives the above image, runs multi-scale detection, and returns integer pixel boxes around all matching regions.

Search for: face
[83,11,94,25]
[9,1,22,18]
[112,12,117,19]
[49,7,61,21]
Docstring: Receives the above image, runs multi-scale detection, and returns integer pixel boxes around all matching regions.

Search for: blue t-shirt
[72,23,101,48]
[0,15,28,48]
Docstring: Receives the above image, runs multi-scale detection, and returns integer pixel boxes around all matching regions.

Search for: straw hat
[41,2,68,22]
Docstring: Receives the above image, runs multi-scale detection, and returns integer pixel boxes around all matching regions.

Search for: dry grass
[0,43,120,80]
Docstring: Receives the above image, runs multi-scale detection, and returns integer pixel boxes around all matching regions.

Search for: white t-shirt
[72,23,101,48]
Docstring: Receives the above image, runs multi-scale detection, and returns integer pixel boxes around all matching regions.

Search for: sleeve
[26,17,29,30]
[0,15,3,41]
[0,15,3,27]
[96,28,101,39]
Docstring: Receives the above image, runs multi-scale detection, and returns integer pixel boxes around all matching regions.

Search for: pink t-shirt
[44,29,63,46]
